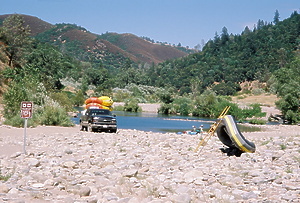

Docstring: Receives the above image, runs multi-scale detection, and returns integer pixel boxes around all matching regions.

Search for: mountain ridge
[0,14,190,64]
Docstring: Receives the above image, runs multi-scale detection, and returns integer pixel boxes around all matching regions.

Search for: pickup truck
[80,108,117,133]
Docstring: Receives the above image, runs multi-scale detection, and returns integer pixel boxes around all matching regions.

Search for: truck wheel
[80,122,85,131]
[87,124,93,132]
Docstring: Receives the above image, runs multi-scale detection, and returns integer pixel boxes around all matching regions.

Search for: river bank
[0,124,299,202]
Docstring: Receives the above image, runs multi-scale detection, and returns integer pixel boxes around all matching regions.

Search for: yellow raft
[84,96,114,111]
[217,115,256,156]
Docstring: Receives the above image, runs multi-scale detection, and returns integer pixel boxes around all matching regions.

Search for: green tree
[273,10,280,25]
[221,26,229,45]
[273,57,300,123]
[25,43,74,90]
[0,14,32,67]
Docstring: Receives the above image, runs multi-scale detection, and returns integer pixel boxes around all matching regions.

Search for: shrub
[3,79,74,127]
[70,90,85,106]
[39,105,74,127]
[113,105,124,111]
[0,170,11,182]
[248,118,267,125]
[241,104,266,119]
[123,98,141,112]
[285,110,300,124]
[3,115,37,127]
[50,91,74,112]
[172,96,193,116]
[252,88,265,95]
[158,103,171,114]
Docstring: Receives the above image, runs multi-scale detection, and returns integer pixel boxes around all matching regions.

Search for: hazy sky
[1,0,299,48]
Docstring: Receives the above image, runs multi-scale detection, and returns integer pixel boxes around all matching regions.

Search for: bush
[39,105,74,127]
[70,90,85,106]
[158,103,171,114]
[248,118,267,125]
[285,110,300,124]
[123,99,141,112]
[241,104,266,120]
[252,88,265,95]
[113,105,124,111]
[3,115,36,127]
[172,96,193,116]
[2,79,74,127]
[50,91,74,112]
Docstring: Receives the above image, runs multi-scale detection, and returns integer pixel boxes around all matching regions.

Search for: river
[71,110,262,133]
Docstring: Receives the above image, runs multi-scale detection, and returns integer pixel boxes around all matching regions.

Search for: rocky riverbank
[0,124,299,202]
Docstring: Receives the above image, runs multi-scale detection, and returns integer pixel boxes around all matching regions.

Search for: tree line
[0,11,299,125]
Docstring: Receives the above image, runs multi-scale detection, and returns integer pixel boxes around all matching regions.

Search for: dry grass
[232,94,278,107]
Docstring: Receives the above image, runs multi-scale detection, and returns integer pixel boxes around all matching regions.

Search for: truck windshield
[90,109,111,115]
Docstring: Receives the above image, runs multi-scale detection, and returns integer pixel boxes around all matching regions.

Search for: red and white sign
[21,101,33,118]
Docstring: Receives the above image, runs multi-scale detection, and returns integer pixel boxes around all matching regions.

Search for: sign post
[21,101,33,154]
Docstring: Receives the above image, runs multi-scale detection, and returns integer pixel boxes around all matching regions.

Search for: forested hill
[0,12,299,125]
[0,14,190,65]
[145,11,300,95]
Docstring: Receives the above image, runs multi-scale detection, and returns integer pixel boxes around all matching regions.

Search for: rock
[242,191,258,200]
[32,183,44,188]
[44,179,55,186]
[123,169,138,177]
[8,188,18,194]
[0,183,10,193]
[79,186,91,197]
[183,169,203,183]
[26,158,40,167]
[10,152,22,158]
[62,161,78,169]
[170,193,191,203]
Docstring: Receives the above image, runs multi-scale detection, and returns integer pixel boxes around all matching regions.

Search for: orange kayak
[85,97,103,105]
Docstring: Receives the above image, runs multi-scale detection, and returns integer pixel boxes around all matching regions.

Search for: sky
[1,0,299,48]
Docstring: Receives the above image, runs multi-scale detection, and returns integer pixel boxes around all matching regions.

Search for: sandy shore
[0,124,299,156]
[113,102,161,113]
[0,123,299,202]
[0,102,299,202]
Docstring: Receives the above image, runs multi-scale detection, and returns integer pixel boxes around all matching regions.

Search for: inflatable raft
[84,96,113,111]
[217,115,256,156]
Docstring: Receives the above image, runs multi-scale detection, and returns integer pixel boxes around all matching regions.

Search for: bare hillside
[0,14,188,64]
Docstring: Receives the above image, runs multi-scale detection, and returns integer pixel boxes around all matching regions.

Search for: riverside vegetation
[0,11,300,127]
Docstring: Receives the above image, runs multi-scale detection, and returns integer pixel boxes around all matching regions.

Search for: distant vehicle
[80,108,117,133]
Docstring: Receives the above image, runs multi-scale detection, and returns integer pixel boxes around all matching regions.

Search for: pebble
[0,128,299,202]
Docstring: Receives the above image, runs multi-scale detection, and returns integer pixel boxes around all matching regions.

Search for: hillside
[145,11,300,95]
[0,14,53,36]
[0,14,188,64]
[99,33,189,64]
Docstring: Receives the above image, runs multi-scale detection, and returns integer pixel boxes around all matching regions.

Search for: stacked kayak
[84,96,113,111]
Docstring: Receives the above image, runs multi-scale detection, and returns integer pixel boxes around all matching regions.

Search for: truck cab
[80,108,117,133]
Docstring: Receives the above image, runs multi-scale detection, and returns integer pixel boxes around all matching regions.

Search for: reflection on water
[72,108,263,134]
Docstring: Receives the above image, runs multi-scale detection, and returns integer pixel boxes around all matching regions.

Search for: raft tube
[85,97,103,105]
[85,103,101,109]
[217,115,256,153]
[85,103,113,110]
[99,105,113,111]
[98,96,113,107]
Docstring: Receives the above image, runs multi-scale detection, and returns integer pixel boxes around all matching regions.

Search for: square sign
[21,101,33,118]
